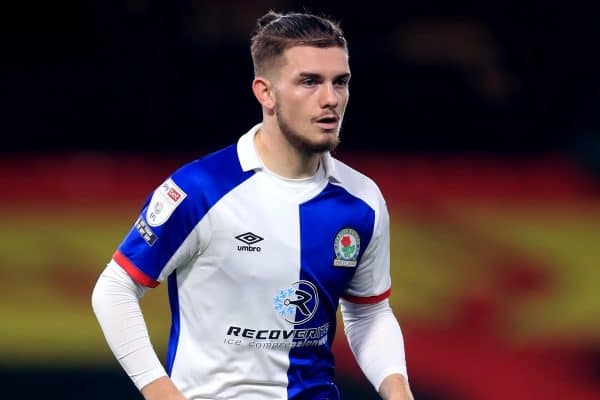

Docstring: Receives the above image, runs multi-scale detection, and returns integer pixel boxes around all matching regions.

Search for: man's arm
[91,261,186,400]
[340,298,413,400]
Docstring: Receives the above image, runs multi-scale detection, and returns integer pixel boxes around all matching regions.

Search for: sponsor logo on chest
[223,279,329,350]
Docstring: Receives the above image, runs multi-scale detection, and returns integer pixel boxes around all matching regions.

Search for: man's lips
[314,114,339,123]
[314,114,339,130]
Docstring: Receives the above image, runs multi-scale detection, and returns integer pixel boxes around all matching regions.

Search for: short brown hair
[250,10,347,76]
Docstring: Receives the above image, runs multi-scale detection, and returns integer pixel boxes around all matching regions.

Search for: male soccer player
[92,10,413,400]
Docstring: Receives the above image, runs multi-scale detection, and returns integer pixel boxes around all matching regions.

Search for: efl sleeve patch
[146,178,187,227]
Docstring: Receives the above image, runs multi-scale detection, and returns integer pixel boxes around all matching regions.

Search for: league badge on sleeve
[146,178,187,227]
[333,228,360,267]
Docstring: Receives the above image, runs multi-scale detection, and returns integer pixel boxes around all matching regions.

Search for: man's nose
[319,83,339,108]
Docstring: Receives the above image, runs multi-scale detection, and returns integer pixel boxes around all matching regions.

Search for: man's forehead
[282,45,350,75]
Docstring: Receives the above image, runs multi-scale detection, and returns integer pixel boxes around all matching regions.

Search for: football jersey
[114,124,392,400]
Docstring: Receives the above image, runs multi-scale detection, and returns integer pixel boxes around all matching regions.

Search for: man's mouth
[315,114,339,130]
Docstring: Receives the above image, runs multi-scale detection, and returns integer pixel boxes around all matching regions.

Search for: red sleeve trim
[113,250,160,288]
[341,287,391,304]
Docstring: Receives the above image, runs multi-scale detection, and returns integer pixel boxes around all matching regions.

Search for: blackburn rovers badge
[333,228,360,267]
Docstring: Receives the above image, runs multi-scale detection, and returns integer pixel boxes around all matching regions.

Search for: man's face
[272,45,350,154]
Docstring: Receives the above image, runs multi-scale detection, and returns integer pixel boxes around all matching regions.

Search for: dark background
[2,0,600,162]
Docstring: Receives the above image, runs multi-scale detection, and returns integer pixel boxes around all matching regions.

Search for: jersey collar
[237,123,340,183]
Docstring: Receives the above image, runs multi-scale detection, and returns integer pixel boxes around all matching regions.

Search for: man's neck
[254,122,322,179]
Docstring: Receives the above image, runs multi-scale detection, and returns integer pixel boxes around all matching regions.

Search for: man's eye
[302,79,316,86]
[335,78,349,87]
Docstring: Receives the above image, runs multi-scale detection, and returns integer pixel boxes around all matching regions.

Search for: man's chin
[303,137,339,154]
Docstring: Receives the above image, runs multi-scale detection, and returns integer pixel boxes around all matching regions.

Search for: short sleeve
[112,145,256,288]
[113,172,203,288]
[341,193,392,303]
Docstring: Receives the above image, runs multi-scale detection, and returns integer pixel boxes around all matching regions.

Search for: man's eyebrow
[298,72,322,80]
[297,72,351,80]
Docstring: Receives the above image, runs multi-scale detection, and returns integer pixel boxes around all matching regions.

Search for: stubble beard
[275,103,341,156]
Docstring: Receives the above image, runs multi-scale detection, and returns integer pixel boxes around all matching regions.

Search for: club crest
[333,228,360,267]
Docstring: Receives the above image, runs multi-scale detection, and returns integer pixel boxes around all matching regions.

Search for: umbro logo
[235,232,263,252]
[236,232,263,245]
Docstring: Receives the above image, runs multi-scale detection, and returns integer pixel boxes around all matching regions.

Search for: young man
[92,10,413,400]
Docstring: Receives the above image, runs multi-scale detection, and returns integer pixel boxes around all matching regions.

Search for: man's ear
[252,76,276,110]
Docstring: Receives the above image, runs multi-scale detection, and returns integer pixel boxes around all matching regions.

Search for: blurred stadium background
[1,1,600,399]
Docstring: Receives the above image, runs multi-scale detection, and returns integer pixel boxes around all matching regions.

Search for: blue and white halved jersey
[114,124,392,400]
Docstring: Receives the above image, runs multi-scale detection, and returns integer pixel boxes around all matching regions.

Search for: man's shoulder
[330,157,385,208]
[331,157,380,191]
[175,144,240,178]
[169,143,253,196]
